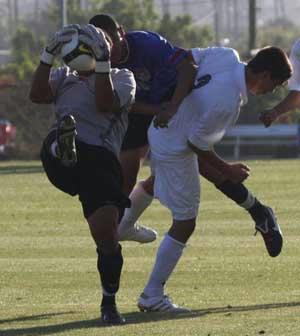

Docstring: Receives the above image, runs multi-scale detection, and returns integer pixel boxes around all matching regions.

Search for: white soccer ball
[61,30,95,72]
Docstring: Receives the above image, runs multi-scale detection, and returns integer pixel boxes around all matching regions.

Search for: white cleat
[118,224,157,244]
[137,293,190,313]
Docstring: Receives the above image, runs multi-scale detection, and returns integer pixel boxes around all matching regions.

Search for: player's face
[110,28,126,64]
[253,72,284,95]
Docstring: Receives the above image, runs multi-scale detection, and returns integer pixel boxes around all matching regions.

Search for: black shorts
[40,131,130,219]
[121,114,153,151]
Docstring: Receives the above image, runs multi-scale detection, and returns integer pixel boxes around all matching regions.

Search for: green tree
[157,14,213,48]
[100,0,159,31]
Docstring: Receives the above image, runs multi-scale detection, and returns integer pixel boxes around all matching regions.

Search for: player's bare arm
[77,24,120,114]
[130,101,161,116]
[170,51,198,106]
[94,73,121,113]
[260,90,300,127]
[188,140,250,183]
[154,51,198,128]
[29,63,54,104]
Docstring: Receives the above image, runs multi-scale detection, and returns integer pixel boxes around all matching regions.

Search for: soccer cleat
[118,224,157,244]
[254,206,283,257]
[56,115,77,167]
[137,293,190,313]
[101,305,126,325]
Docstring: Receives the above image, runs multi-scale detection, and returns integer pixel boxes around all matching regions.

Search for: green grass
[1,159,300,336]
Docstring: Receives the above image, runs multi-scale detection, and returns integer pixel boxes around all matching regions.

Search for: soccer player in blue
[90,15,283,260]
[89,14,197,242]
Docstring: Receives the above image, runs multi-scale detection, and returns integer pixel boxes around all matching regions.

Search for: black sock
[101,295,116,307]
[215,180,249,204]
[216,180,266,221]
[97,244,123,305]
[247,199,266,221]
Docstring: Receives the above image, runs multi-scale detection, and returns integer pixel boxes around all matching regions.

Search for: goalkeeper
[30,24,136,325]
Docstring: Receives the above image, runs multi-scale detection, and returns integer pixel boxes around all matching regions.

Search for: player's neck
[118,39,129,64]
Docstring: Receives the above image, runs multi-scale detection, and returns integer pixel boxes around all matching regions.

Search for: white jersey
[288,39,300,91]
[148,47,248,220]
[148,47,248,161]
[49,67,136,156]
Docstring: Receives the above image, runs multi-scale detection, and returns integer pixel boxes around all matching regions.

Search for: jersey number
[192,74,211,90]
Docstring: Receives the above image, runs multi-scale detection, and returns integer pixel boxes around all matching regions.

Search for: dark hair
[247,46,292,83]
[89,14,119,38]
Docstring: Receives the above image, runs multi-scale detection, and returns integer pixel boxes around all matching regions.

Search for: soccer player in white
[137,46,292,313]
[260,39,300,126]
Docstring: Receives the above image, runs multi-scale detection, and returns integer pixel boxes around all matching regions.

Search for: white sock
[118,182,153,234]
[143,234,186,297]
[102,288,115,296]
[239,191,256,210]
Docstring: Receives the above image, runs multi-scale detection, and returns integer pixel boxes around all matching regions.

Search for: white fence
[219,124,300,159]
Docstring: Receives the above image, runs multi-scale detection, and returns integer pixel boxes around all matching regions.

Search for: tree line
[0,0,299,158]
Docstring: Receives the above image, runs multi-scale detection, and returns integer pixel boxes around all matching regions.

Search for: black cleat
[101,305,125,325]
[254,206,283,257]
[56,115,77,167]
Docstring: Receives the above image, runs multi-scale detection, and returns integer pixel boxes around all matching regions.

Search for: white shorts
[150,152,200,221]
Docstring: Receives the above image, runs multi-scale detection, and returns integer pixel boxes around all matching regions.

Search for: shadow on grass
[0,165,43,175]
[1,301,300,335]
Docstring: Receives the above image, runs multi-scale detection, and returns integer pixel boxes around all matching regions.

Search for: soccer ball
[61,30,95,72]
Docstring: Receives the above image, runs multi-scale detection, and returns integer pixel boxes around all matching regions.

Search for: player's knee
[123,176,137,195]
[169,218,196,243]
[87,206,119,245]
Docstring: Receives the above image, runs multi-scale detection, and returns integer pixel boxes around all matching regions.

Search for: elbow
[29,89,52,104]
[97,102,112,113]
[29,94,45,104]
[96,96,120,114]
[29,90,40,103]
[29,95,38,104]
[96,103,116,115]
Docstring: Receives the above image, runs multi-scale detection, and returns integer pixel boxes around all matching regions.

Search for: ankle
[101,294,116,307]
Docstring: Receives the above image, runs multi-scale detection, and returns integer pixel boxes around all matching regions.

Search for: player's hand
[259,108,279,127]
[78,24,110,61]
[227,163,250,183]
[46,25,79,55]
[41,25,79,65]
[153,102,178,128]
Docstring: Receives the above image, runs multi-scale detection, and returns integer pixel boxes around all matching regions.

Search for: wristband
[40,49,54,66]
[95,61,111,74]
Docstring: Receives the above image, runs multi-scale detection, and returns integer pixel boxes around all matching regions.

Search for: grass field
[1,159,300,336]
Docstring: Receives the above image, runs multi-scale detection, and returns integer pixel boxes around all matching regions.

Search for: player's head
[246,46,292,95]
[89,14,126,64]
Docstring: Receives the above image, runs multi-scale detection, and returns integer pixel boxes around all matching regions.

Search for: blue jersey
[117,31,188,104]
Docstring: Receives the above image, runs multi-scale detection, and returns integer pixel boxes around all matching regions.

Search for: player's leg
[118,113,157,242]
[138,218,194,313]
[198,159,282,257]
[119,113,152,196]
[138,154,199,313]
[118,173,157,243]
[87,205,125,325]
[79,144,130,325]
[119,146,145,196]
